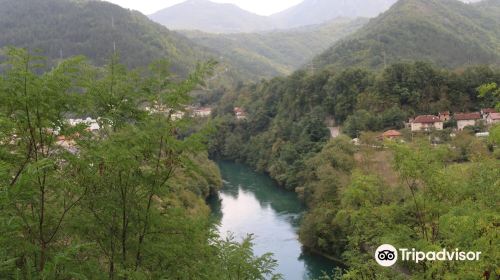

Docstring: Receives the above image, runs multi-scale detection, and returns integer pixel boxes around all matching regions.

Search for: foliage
[209,59,500,279]
[0,0,212,75]
[0,48,278,279]
[209,62,500,189]
[313,0,500,70]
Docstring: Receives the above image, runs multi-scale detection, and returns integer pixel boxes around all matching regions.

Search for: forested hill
[0,0,211,75]
[313,0,500,70]
[183,18,368,79]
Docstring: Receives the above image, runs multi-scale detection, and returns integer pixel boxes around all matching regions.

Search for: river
[209,161,338,280]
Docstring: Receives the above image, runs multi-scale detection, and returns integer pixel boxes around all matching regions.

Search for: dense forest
[0,48,281,279]
[0,0,213,75]
[208,61,500,278]
[313,0,500,70]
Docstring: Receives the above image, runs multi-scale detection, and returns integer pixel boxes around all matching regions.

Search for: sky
[103,0,304,16]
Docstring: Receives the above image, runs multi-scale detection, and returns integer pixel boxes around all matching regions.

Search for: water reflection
[210,161,337,280]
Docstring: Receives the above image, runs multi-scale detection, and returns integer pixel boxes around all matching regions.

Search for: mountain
[149,0,274,33]
[182,18,368,79]
[271,0,398,28]
[0,0,212,75]
[313,0,500,70]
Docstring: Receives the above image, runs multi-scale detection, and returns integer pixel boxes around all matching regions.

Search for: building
[454,112,481,130]
[68,117,100,132]
[438,111,451,122]
[411,115,443,132]
[381,130,402,140]
[193,107,212,118]
[486,113,500,125]
[234,107,247,120]
[481,108,497,119]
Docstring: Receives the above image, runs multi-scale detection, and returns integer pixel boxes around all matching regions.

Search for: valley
[0,0,498,279]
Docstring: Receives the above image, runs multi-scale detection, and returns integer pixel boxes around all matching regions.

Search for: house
[486,113,500,125]
[481,108,497,119]
[411,115,443,132]
[454,112,481,130]
[438,111,451,122]
[381,130,402,140]
[68,117,100,132]
[56,135,78,154]
[234,107,247,120]
[193,107,212,118]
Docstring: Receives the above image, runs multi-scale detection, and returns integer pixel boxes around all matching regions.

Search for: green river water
[209,161,338,280]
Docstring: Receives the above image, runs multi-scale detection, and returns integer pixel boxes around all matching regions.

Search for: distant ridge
[149,0,274,33]
[271,0,398,28]
[149,0,483,33]
[312,0,500,69]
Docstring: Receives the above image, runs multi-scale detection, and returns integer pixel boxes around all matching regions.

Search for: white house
[486,113,500,125]
[234,107,247,120]
[454,113,481,131]
[68,117,100,132]
[411,115,443,132]
[193,107,212,118]
[481,108,497,120]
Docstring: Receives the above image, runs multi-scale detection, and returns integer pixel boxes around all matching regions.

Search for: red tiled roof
[382,130,402,137]
[489,113,500,120]
[412,115,441,124]
[454,112,481,121]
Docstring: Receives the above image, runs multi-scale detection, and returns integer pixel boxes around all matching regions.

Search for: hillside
[271,0,397,28]
[0,0,212,75]
[313,0,500,69]
[149,0,274,33]
[183,18,368,78]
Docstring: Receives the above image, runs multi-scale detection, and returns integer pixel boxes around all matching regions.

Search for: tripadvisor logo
[374,244,482,267]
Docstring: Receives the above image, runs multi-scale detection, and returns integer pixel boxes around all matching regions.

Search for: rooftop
[454,112,481,121]
[382,130,402,137]
[489,113,500,120]
[412,115,441,124]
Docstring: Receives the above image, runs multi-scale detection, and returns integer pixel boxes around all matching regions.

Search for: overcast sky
[104,0,303,15]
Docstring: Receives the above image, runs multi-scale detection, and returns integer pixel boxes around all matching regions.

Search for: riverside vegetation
[1,0,499,278]
[209,61,500,279]
[0,48,281,279]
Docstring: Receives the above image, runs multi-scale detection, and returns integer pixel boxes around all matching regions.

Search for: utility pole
[383,50,387,69]
[111,16,116,54]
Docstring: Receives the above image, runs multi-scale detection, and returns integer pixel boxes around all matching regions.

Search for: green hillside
[183,18,368,79]
[0,0,212,75]
[313,0,500,69]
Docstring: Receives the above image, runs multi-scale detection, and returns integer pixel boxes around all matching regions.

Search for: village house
[438,111,451,122]
[381,130,402,140]
[481,108,497,119]
[486,113,500,125]
[234,107,247,120]
[411,115,443,132]
[56,135,79,154]
[193,107,212,118]
[68,117,100,132]
[454,112,481,131]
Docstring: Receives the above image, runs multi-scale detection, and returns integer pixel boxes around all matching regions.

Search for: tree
[0,47,90,276]
[0,48,279,279]
[478,82,500,110]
